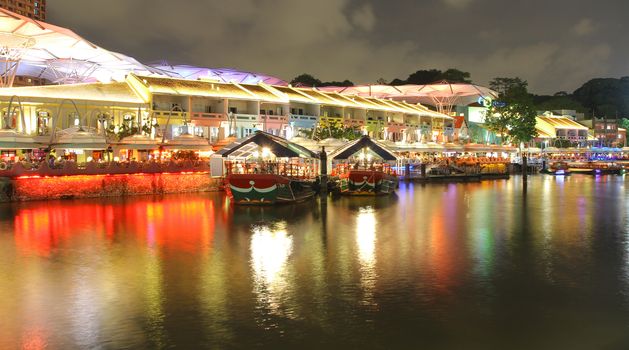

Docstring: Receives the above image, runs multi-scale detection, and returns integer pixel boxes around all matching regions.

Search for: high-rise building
[0,0,46,21]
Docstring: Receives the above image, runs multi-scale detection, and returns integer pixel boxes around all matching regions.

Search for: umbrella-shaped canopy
[0,129,41,149]
[0,8,162,85]
[51,126,108,150]
[149,63,288,86]
[114,134,160,150]
[161,133,213,151]
[216,131,318,159]
[397,81,499,115]
[329,135,398,161]
[322,82,498,116]
[318,85,403,97]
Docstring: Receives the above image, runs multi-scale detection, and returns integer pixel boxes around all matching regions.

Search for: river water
[1,176,629,349]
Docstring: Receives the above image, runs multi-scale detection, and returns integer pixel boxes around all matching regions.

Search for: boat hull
[339,170,396,196]
[225,174,315,205]
[540,169,571,176]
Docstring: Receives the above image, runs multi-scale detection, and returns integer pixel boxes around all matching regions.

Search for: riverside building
[0,73,455,163]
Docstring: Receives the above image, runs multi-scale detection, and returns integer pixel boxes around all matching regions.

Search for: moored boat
[567,161,624,175]
[541,161,571,176]
[214,131,319,205]
[328,135,398,196]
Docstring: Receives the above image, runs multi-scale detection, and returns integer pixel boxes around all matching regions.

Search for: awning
[52,143,108,150]
[0,141,42,150]
[216,131,318,158]
[51,127,108,150]
[329,135,398,161]
[113,135,160,150]
[161,133,213,151]
[394,142,445,152]
[0,129,42,149]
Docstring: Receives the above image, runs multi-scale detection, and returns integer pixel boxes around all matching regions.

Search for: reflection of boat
[541,161,571,176]
[329,135,398,196]
[214,131,319,205]
[340,169,396,196]
[567,162,624,175]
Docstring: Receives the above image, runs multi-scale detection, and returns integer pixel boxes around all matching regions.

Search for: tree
[290,74,354,87]
[291,74,322,87]
[321,79,354,87]
[485,77,538,179]
[535,95,587,113]
[488,77,529,98]
[573,77,629,118]
[300,119,362,140]
[441,68,472,83]
[376,78,388,85]
[390,68,472,85]
[484,77,538,145]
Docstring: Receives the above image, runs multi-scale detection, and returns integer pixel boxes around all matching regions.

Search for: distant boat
[567,161,624,175]
[541,161,571,176]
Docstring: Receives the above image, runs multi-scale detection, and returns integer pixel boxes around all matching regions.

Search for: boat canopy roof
[216,131,318,159]
[329,135,398,161]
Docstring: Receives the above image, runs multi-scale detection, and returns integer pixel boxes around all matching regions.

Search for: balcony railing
[260,114,289,123]
[289,114,318,122]
[153,110,189,119]
[344,119,365,127]
[190,112,227,121]
[233,113,259,121]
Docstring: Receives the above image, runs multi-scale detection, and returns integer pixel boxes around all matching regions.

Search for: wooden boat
[339,168,396,196]
[567,161,624,175]
[215,131,320,205]
[225,173,315,204]
[541,161,571,176]
[329,135,399,196]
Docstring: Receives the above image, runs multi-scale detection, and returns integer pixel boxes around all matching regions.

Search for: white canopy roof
[149,63,288,85]
[0,8,163,84]
[320,82,498,114]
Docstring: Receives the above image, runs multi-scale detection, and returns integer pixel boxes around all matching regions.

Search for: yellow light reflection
[250,222,293,315]
[356,207,377,305]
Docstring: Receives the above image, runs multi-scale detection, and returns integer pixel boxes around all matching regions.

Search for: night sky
[49,0,629,94]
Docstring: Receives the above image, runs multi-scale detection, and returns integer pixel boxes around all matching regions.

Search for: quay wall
[0,173,222,202]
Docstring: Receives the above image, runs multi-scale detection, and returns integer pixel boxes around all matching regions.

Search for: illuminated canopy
[329,135,398,161]
[321,81,498,115]
[0,8,162,85]
[217,131,318,158]
[150,63,288,86]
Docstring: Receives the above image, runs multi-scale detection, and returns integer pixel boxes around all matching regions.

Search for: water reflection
[0,176,628,348]
[356,206,377,305]
[250,222,294,318]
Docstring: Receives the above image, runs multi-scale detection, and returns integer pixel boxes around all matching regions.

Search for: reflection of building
[0,0,45,20]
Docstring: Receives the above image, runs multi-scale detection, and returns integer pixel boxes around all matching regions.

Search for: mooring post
[319,146,328,194]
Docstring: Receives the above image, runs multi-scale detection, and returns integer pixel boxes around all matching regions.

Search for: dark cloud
[49,0,629,94]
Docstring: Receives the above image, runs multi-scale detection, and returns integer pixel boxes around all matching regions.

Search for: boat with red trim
[328,135,399,196]
[213,131,320,205]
